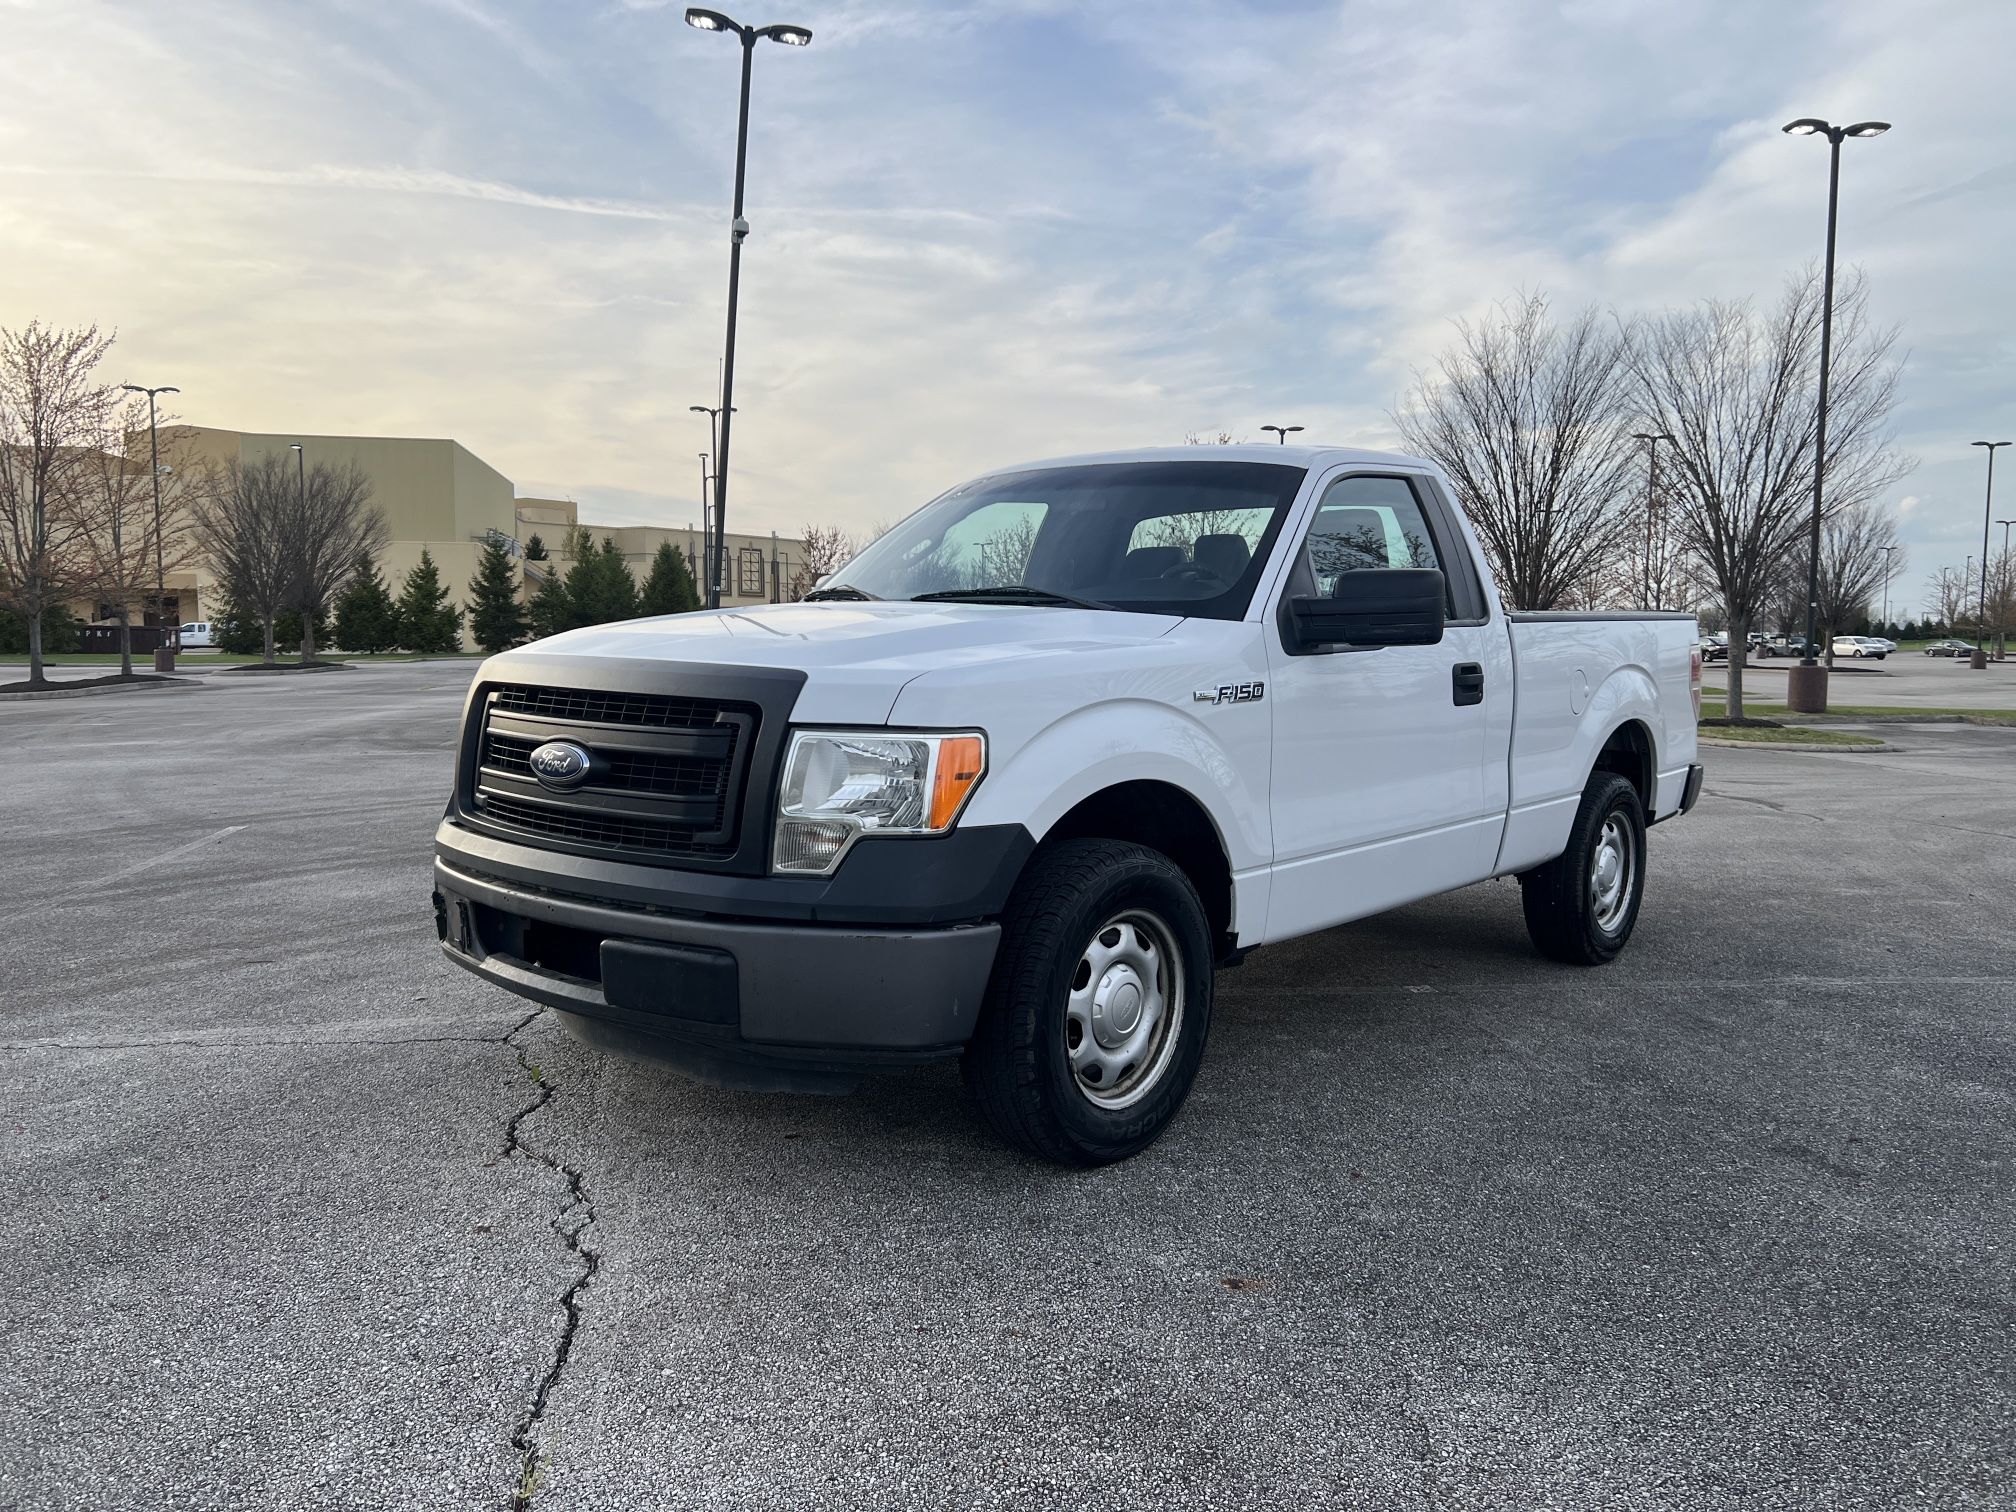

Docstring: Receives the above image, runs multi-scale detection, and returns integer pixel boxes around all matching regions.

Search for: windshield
[819,460,1307,620]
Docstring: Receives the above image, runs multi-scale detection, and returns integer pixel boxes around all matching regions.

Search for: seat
[1192,533,1251,581]
[1123,545,1186,579]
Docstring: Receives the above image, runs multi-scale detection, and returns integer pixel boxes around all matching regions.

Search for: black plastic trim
[435,817,1036,927]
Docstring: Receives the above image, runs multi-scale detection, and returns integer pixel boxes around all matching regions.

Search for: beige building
[97,426,805,646]
[518,498,807,607]
[163,426,518,641]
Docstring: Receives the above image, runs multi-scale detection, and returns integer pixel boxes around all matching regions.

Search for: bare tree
[194,453,295,664]
[1393,293,1639,610]
[74,408,202,677]
[787,522,856,600]
[1623,269,1907,719]
[0,322,119,686]
[1928,564,1974,638]
[1815,501,1903,664]
[286,457,385,660]
[1183,430,1238,446]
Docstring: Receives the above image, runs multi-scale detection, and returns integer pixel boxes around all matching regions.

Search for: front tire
[962,839,1213,1166]
[1520,774,1647,966]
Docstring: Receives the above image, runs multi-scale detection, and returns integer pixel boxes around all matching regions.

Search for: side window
[1301,475,1445,600]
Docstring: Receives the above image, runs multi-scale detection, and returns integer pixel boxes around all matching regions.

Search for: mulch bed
[0,672,176,695]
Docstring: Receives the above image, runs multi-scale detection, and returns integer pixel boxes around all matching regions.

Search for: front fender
[956,698,1269,875]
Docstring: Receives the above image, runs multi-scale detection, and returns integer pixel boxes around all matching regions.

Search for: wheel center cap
[1092,967,1145,1045]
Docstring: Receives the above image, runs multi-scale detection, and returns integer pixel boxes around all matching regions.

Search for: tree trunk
[300,615,316,664]
[27,605,45,687]
[117,609,133,679]
[262,615,277,665]
[1726,617,1747,723]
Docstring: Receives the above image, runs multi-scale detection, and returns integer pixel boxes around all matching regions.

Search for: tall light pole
[120,383,179,662]
[1260,424,1304,445]
[1633,431,1675,608]
[1781,116,1890,713]
[686,8,811,609]
[1970,442,2010,667]
[697,451,711,591]
[689,403,733,602]
[1875,542,1898,636]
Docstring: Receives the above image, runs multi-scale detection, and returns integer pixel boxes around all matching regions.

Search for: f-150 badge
[1194,682,1265,705]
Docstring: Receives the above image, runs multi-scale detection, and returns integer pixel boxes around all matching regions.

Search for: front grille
[469,682,759,864]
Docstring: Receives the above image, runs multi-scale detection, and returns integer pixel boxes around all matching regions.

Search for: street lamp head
[1633,431,1675,443]
[288,443,303,453]
[1973,440,2013,451]
[685,8,737,32]
[1842,121,1891,138]
[1781,117,1830,136]
[756,22,811,45]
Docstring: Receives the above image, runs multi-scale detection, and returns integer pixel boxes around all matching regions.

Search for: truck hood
[485,601,1183,723]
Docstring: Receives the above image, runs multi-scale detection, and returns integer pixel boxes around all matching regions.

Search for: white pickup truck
[434,446,1702,1165]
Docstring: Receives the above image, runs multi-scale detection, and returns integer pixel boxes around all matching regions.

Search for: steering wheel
[1160,562,1224,585]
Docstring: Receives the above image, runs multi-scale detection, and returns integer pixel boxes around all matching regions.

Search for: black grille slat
[482,732,724,800]
[476,793,732,858]
[471,683,760,864]
[492,685,723,731]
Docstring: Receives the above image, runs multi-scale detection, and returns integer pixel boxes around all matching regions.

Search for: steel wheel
[1589,813,1637,936]
[1064,909,1184,1110]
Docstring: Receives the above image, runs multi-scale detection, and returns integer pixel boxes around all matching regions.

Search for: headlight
[773,729,986,875]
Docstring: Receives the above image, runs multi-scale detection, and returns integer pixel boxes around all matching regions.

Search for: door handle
[1452,662,1485,706]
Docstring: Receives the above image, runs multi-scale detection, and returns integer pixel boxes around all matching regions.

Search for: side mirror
[1287,568,1445,651]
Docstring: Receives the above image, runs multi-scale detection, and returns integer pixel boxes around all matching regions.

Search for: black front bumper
[433,821,1026,1092]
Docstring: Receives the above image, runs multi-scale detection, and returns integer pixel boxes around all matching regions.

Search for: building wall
[516,500,807,608]
[157,426,517,645]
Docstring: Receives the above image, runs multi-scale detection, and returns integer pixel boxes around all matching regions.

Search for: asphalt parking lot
[3,664,2012,1510]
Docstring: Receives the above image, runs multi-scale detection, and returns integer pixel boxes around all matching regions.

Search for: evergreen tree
[526,567,573,641]
[333,553,400,654]
[638,539,700,616]
[564,534,638,626]
[465,536,529,652]
[523,533,548,563]
[394,548,464,653]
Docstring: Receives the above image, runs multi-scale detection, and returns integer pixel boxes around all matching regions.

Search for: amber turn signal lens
[927,735,985,830]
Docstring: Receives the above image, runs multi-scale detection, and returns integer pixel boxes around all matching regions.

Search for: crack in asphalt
[498,1009,599,1511]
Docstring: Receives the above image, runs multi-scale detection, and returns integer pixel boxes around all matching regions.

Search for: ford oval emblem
[528,739,593,790]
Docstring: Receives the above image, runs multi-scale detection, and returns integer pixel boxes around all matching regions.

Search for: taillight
[1690,646,1703,721]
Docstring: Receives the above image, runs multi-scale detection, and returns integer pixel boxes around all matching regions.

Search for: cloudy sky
[3,0,2010,614]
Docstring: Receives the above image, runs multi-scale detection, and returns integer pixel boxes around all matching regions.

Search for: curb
[0,676,203,702]
[1698,735,1888,753]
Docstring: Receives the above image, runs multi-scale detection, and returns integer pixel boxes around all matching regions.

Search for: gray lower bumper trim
[435,858,1000,1053]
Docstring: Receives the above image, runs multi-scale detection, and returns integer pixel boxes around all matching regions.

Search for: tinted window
[1300,475,1449,606]
[823,461,1306,620]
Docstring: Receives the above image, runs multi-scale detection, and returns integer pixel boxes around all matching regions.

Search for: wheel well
[1592,720,1654,811]
[1042,781,1236,955]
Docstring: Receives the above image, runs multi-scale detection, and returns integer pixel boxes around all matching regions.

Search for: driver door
[1260,470,1512,943]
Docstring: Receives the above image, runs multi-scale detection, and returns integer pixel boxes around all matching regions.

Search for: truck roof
[994,443,1435,473]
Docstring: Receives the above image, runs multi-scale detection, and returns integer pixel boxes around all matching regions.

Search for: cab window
[1299,475,1450,607]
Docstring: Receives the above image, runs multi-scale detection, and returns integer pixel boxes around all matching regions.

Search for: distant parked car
[1757,635,1817,658]
[179,621,215,648]
[1699,633,1729,662]
[1923,638,1976,657]
[1832,635,1888,659]
[1870,637,1899,652]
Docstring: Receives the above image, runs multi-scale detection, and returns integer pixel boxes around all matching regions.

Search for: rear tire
[1520,774,1646,966]
[962,839,1213,1167]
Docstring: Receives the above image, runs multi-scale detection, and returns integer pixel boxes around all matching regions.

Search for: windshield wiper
[802,584,880,602]
[911,585,1112,610]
